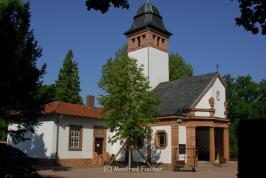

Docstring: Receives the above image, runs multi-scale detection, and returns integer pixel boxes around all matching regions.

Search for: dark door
[95,138,104,155]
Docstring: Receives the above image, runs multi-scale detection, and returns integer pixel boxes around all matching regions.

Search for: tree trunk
[108,143,126,166]
[128,147,132,170]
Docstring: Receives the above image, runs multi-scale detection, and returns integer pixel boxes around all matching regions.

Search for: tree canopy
[55,50,83,104]
[169,52,193,81]
[224,74,266,159]
[0,0,46,143]
[234,0,266,35]
[38,84,57,104]
[85,0,129,13]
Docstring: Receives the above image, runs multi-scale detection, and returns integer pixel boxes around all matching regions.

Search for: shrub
[0,143,40,178]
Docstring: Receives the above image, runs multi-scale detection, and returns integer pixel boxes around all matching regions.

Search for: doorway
[215,128,224,160]
[196,127,210,161]
[95,137,104,155]
[93,126,107,165]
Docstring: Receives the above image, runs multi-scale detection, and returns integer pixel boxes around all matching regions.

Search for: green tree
[55,50,82,104]
[0,0,46,143]
[234,0,266,35]
[38,84,57,104]
[224,74,266,159]
[257,80,266,118]
[99,46,159,168]
[0,119,7,141]
[169,52,193,81]
[85,0,129,13]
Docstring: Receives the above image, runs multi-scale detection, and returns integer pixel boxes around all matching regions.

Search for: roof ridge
[190,73,218,108]
[52,101,101,112]
[157,72,218,86]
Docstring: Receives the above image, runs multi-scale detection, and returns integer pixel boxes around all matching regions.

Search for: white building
[8,2,229,169]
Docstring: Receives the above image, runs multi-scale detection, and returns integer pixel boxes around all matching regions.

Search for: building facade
[8,2,230,169]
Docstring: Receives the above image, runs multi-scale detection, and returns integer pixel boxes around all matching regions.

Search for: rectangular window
[179,144,186,154]
[137,36,141,47]
[132,38,135,48]
[69,125,82,151]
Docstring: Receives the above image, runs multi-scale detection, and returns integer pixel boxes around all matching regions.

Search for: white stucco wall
[195,77,226,118]
[57,116,103,159]
[150,125,172,164]
[7,117,57,159]
[129,47,169,89]
[128,48,149,78]
[106,130,126,161]
[196,87,213,111]
[212,78,226,118]
[178,126,186,161]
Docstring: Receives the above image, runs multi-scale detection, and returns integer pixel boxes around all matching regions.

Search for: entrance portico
[183,118,230,165]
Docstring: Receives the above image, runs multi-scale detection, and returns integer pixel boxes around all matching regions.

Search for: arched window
[155,130,167,149]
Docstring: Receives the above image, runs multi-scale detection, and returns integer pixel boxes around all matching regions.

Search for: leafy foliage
[169,52,193,81]
[98,45,159,146]
[0,0,46,143]
[55,50,83,104]
[85,0,129,13]
[38,84,57,104]
[224,74,266,159]
[234,0,266,35]
[0,118,7,141]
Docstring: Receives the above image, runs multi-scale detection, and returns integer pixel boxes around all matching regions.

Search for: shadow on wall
[22,133,48,158]
[10,133,69,171]
[150,144,161,163]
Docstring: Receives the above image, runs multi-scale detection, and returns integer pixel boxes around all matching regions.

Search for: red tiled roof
[44,102,102,119]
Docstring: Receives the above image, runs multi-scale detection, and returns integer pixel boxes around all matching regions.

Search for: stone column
[209,127,215,162]
[171,125,179,166]
[186,126,196,166]
[223,127,230,162]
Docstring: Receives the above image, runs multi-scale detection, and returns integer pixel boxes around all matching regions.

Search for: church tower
[125,1,172,89]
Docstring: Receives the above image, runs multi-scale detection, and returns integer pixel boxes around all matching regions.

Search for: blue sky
[29,0,266,104]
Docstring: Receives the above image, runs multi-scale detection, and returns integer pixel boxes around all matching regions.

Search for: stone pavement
[39,161,237,178]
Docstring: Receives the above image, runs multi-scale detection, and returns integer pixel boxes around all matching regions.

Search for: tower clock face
[216,91,221,101]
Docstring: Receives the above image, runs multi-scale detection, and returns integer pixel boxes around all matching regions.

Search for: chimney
[86,95,95,108]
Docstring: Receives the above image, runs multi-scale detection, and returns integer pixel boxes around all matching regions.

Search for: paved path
[39,162,237,178]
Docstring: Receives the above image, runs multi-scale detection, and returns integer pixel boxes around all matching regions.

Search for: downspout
[55,114,62,160]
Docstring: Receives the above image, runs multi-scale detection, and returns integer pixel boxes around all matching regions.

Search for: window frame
[155,130,167,149]
[68,125,83,151]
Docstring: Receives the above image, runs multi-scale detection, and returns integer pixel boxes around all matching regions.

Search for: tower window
[142,34,146,44]
[132,38,135,48]
[137,36,141,47]
[157,37,160,47]
[162,38,165,46]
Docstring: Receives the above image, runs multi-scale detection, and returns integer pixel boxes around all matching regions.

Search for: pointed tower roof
[125,1,172,36]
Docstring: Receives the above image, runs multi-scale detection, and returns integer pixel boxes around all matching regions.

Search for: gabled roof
[154,72,220,116]
[124,2,172,36]
[43,102,101,119]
